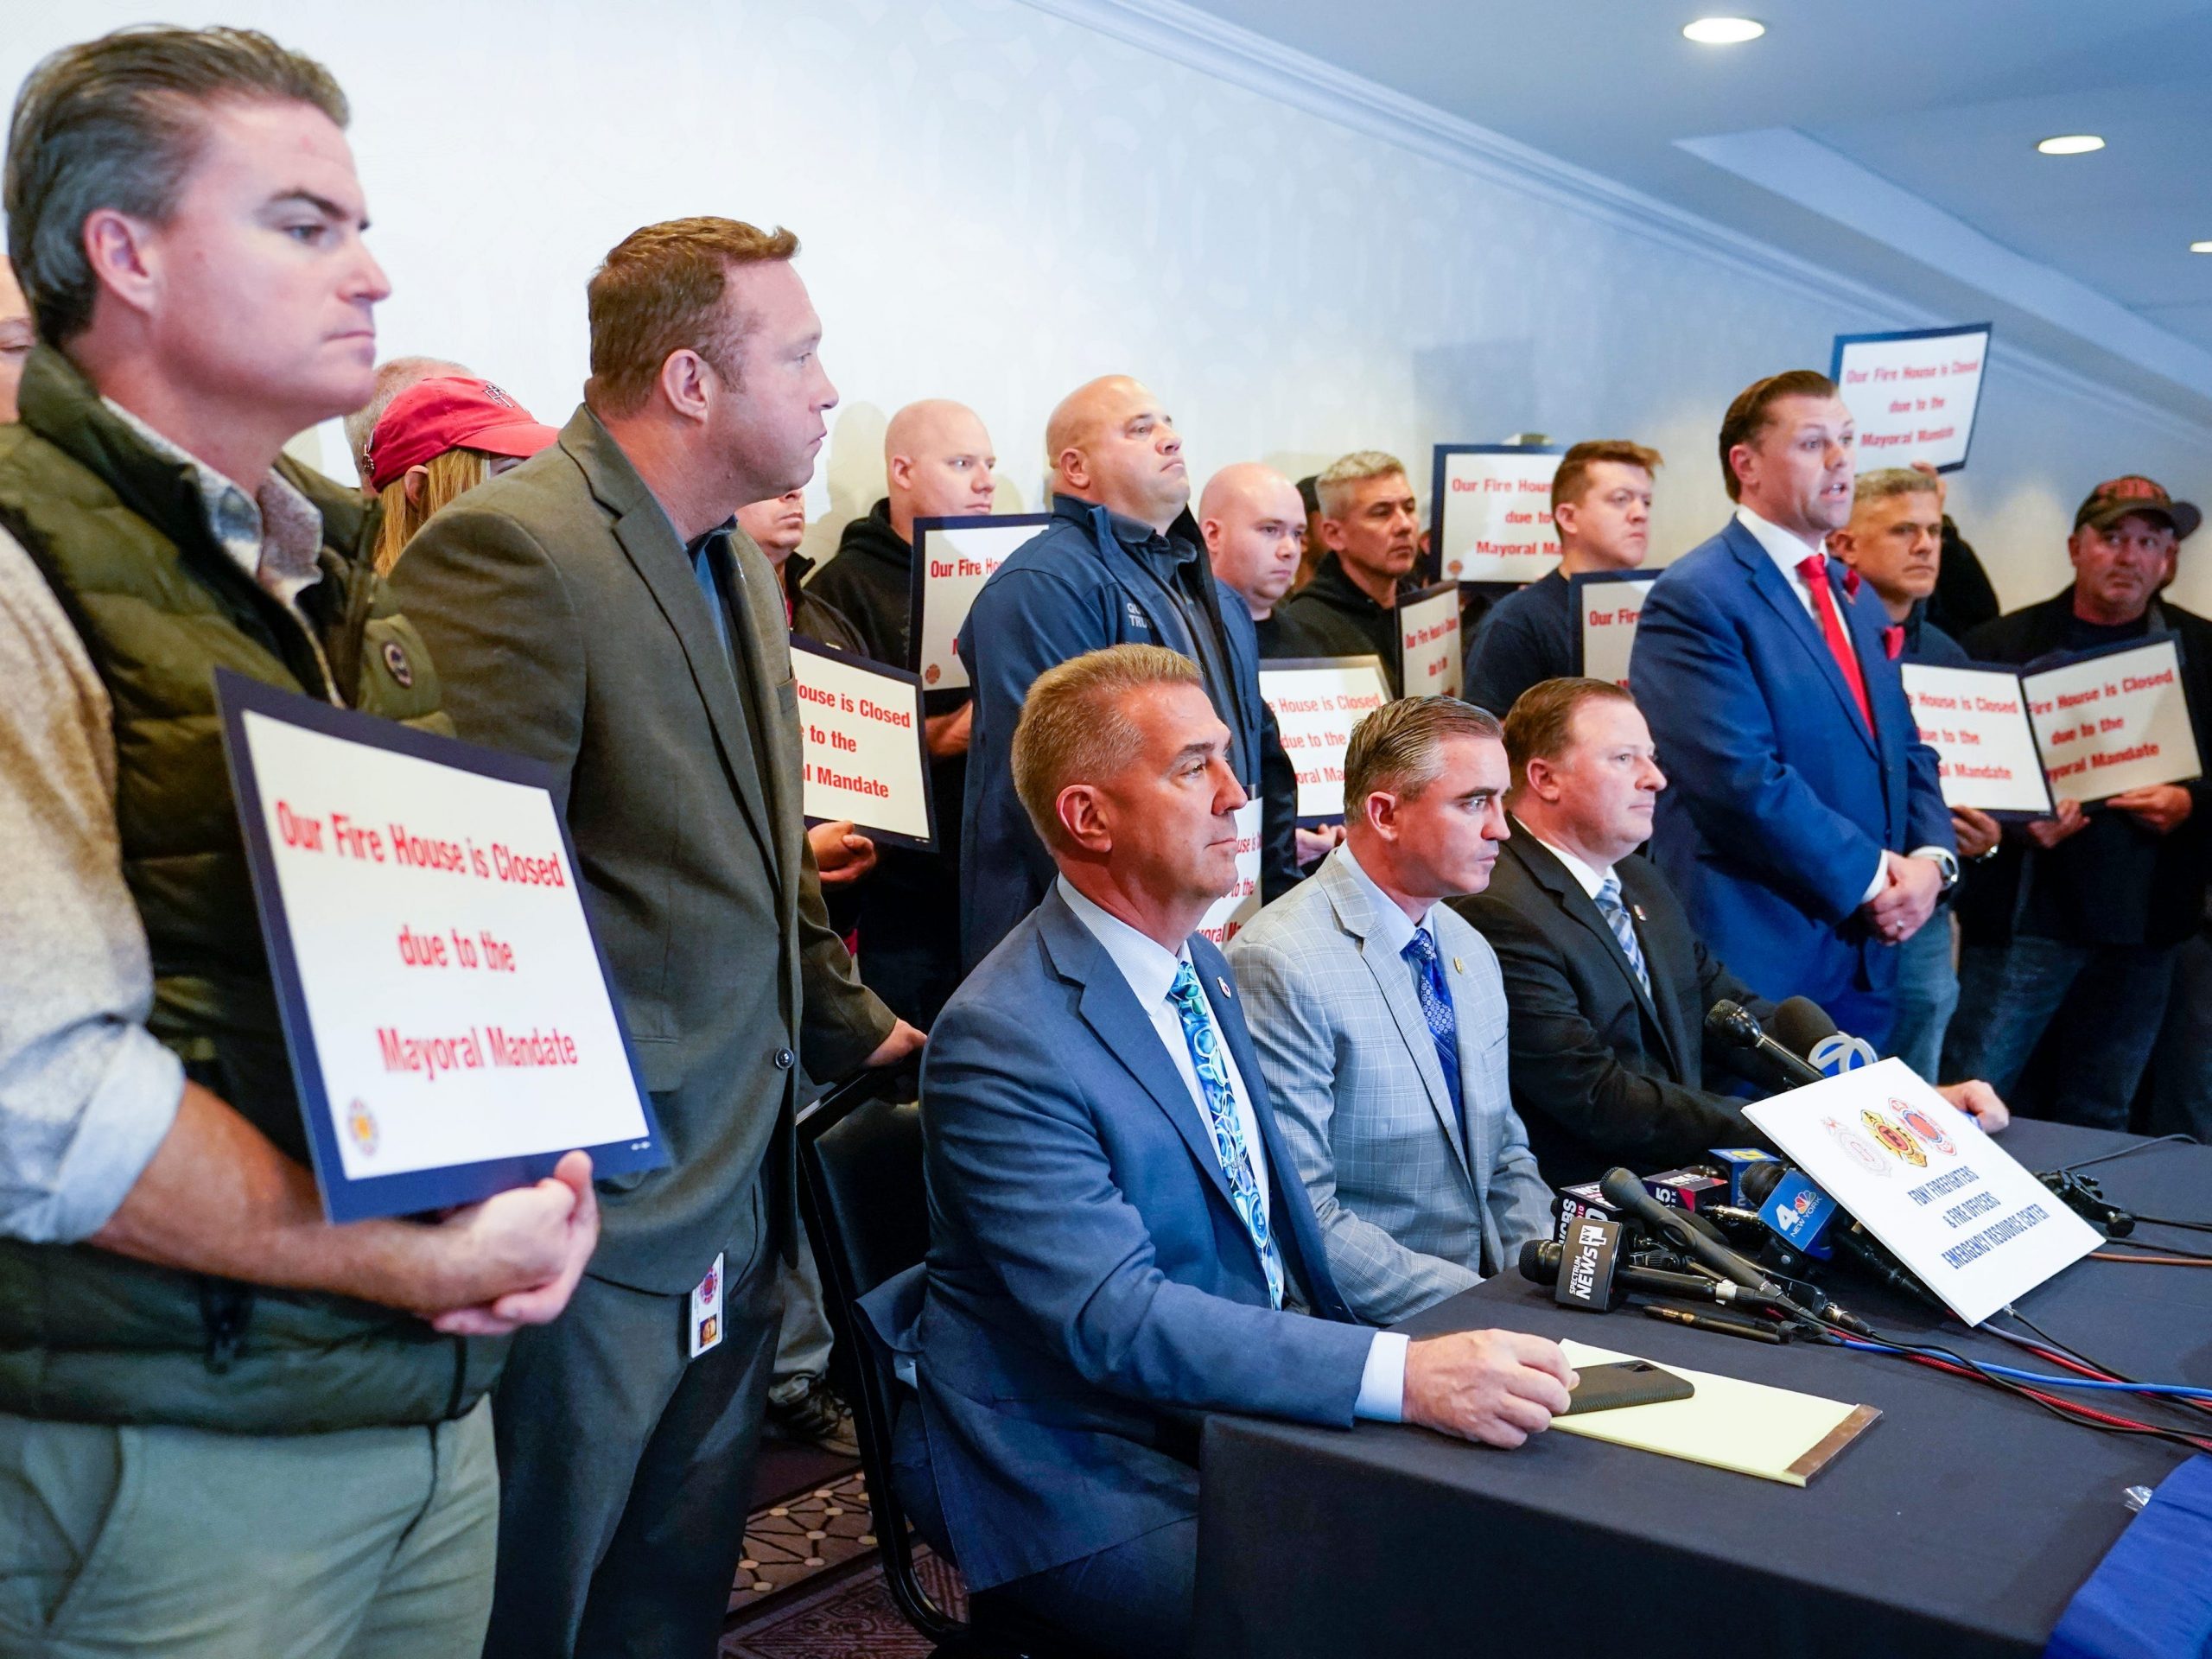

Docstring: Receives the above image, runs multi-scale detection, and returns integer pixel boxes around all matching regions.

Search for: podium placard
[1898,662,2054,817]
[1745,1058,2099,1325]
[216,671,664,1223]
[1257,657,1393,822]
[1573,570,1660,688]
[1831,323,1991,474]
[1398,582,1463,698]
[1429,445,1562,583]
[791,639,935,849]
[2022,636,2201,803]
[909,513,1052,690]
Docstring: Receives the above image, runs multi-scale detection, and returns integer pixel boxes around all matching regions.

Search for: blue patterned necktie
[1166,961,1285,1309]
[1595,873,1651,995]
[1400,928,1465,1136]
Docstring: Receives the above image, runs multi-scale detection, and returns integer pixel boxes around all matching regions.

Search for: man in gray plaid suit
[1229,697,1554,1324]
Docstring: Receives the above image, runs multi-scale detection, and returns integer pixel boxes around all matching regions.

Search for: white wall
[10,0,2210,610]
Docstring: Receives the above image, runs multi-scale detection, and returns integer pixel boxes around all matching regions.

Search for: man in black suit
[395,217,924,1658]
[1452,678,2005,1187]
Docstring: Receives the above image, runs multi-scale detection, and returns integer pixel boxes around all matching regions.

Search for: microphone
[1704,1001,1822,1090]
[1518,1240,1785,1313]
[1600,1166,1871,1335]
[2037,1169,2137,1238]
[1768,997,1879,1077]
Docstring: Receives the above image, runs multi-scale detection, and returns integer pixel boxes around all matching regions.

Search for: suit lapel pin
[1631,904,1648,923]
[1452,957,1465,975]
[1217,976,1233,1001]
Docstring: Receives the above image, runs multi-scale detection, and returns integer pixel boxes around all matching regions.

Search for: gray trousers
[771,1211,835,1403]
[485,1187,782,1659]
[0,1396,496,1658]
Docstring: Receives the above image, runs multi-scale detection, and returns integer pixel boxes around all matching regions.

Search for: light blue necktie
[1595,873,1651,995]
[1166,961,1284,1309]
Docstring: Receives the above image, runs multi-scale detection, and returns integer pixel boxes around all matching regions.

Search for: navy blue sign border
[215,669,667,1223]
[788,636,938,851]
[1827,321,1993,476]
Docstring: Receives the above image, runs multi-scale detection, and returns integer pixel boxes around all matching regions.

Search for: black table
[1194,1122,2212,1659]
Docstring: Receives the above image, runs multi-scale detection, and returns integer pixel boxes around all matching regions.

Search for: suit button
[773,1047,795,1071]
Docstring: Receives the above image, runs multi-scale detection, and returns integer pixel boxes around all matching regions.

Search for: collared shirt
[1330,840,1440,956]
[1520,823,1612,901]
[1054,876,1407,1421]
[1733,504,1830,626]
[1732,505,1933,906]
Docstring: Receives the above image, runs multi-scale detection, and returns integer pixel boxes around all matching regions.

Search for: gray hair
[1315,449,1409,520]
[344,356,471,486]
[5,27,348,346]
[1853,467,1940,510]
[1344,696,1503,810]
[1011,645,1202,850]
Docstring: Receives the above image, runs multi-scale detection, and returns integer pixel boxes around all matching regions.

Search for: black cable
[2131,1215,2212,1235]
[2055,1134,2198,1175]
[2101,1235,2212,1263]
[1992,1307,2212,1423]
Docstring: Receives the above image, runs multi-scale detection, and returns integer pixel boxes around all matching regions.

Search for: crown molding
[1014,0,2212,447]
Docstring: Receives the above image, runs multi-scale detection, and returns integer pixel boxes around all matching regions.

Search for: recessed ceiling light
[2036,134,2106,156]
[1682,16,1765,43]
[2192,241,2212,254]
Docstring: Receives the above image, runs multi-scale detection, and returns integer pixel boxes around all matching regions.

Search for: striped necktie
[1595,873,1650,995]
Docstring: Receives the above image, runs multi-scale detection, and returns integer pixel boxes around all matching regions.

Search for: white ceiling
[1165,0,2212,422]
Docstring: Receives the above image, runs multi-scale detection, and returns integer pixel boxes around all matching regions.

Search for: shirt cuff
[1355,1331,1409,1422]
[1859,855,1889,906]
[7,1027,182,1245]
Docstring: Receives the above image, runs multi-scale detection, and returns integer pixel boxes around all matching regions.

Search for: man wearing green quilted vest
[0,27,599,1657]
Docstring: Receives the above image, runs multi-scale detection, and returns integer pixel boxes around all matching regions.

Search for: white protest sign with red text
[1257,658,1393,821]
[909,513,1052,691]
[1398,582,1463,697]
[1831,324,1991,474]
[1431,446,1562,582]
[791,640,934,848]
[1194,801,1263,946]
[1897,663,2054,817]
[217,675,664,1223]
[2023,637,2201,803]
[1573,571,1659,689]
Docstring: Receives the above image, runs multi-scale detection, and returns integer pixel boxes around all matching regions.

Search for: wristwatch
[1921,847,1961,892]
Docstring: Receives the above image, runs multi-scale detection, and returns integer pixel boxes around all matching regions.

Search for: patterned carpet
[722,1456,968,1656]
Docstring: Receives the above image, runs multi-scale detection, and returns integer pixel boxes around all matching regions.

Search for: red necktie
[1795,553,1873,730]
[1882,626,1905,661]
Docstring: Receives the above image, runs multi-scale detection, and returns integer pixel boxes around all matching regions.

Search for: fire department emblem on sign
[1898,1102,1956,1157]
[347,1099,379,1155]
[1861,1107,1928,1168]
[1821,1116,1889,1179]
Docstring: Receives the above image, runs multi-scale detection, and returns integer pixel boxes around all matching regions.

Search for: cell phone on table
[1560,1359,1694,1414]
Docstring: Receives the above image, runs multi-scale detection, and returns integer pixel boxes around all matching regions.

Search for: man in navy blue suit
[1630,371,1957,1047]
[868,645,1576,1657]
[956,374,1298,967]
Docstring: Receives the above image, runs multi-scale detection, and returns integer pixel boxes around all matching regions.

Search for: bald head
[885,398,996,542]
[0,259,31,423]
[1198,463,1305,619]
[1046,375,1188,532]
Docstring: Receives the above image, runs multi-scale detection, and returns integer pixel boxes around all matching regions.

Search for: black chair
[796,1074,1079,1659]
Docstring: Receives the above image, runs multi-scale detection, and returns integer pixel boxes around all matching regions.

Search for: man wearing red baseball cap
[1945,474,2212,1129]
[365,375,558,572]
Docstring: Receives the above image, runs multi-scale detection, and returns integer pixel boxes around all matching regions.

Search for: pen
[1642,1302,1789,1344]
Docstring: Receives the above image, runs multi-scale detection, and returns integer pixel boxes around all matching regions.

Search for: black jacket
[806,499,914,667]
[1451,829,1772,1188]
[1959,590,2212,949]
[1271,553,1416,692]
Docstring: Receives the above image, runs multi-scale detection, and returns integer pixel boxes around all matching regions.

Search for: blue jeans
[1887,913,1959,1083]
[1942,938,2177,1131]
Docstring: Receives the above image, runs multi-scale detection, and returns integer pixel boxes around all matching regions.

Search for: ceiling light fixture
[2190,240,2212,254]
[1682,16,1765,43]
[2036,134,2106,156]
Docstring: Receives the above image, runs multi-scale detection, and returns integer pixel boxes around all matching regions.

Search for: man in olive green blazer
[394,219,920,1659]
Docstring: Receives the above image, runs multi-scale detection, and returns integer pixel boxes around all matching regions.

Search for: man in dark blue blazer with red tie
[864,645,1576,1658]
[1629,372,1957,1048]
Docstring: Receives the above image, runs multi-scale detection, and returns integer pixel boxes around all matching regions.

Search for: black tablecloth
[1194,1121,2212,1659]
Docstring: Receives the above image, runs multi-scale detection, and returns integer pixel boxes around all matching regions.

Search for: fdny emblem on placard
[1821,1115,1889,1179]
[1898,1102,1957,1156]
[1861,1107,1929,1168]
[346,1098,379,1156]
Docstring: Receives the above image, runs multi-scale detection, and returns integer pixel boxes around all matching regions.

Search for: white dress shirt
[1056,877,1408,1421]
[1330,842,1442,957]
[1732,505,1941,906]
[1520,824,1612,901]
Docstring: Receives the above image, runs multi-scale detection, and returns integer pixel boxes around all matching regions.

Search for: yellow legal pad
[1552,1338,1878,1486]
